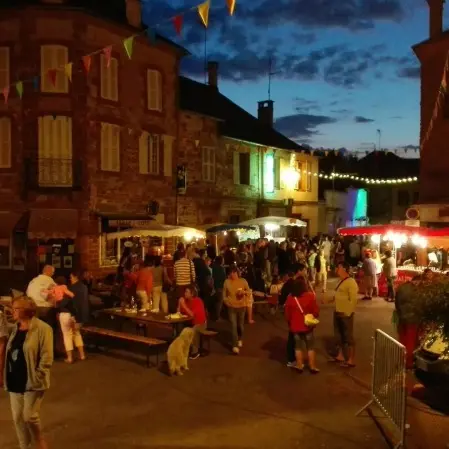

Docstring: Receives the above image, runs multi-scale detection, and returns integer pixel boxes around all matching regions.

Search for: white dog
[167,327,195,376]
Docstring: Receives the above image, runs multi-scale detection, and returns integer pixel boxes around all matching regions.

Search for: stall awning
[28,209,78,240]
[240,216,307,227]
[0,211,21,238]
[337,225,449,238]
[106,224,205,240]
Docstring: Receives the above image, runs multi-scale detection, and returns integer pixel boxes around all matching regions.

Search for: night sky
[141,0,446,156]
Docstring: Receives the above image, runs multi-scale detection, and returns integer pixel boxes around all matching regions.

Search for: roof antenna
[268,55,280,100]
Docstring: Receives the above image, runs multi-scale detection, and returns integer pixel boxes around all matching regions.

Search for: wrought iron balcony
[24,158,82,191]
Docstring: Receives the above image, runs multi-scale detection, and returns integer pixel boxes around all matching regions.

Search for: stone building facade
[0,0,319,289]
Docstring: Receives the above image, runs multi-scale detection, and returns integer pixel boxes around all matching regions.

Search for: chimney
[258,100,274,127]
[207,61,218,89]
[126,0,142,28]
[427,0,444,38]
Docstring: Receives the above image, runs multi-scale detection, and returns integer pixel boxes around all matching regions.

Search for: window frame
[0,236,11,269]
[238,152,250,185]
[100,54,119,102]
[147,69,162,112]
[0,116,11,169]
[40,45,69,93]
[202,146,216,182]
[0,47,10,92]
[37,115,73,187]
[100,122,121,172]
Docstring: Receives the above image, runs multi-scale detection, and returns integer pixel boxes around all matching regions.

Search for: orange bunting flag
[82,55,92,74]
[47,69,57,87]
[226,0,236,15]
[103,46,112,67]
[64,63,73,82]
[173,15,183,36]
[198,0,210,27]
[2,86,9,104]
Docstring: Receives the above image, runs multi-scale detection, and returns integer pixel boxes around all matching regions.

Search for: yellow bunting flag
[123,36,135,59]
[2,87,9,104]
[82,56,92,74]
[198,0,210,27]
[64,63,73,82]
[226,0,236,15]
[16,81,23,99]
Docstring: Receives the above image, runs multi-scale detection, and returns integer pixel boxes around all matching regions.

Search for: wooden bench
[198,329,218,354]
[81,326,167,368]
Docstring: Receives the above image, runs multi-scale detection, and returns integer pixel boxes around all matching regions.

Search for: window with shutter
[250,151,258,187]
[0,48,10,91]
[0,117,11,168]
[139,131,160,175]
[162,135,173,177]
[100,55,118,101]
[38,116,72,186]
[305,161,312,192]
[147,69,162,111]
[280,159,286,189]
[202,147,215,182]
[40,45,69,93]
[274,157,281,190]
[239,153,250,185]
[233,152,240,184]
[100,123,120,172]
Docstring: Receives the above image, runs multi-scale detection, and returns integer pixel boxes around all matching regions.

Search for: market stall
[239,216,307,241]
[338,224,449,295]
[205,224,259,252]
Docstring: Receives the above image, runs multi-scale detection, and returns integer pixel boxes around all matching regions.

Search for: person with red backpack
[284,280,320,373]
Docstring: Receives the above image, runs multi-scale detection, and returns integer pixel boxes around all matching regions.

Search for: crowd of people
[0,233,373,449]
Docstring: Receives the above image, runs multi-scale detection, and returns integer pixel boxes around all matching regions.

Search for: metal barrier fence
[357,329,407,449]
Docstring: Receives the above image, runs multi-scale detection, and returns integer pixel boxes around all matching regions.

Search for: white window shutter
[280,159,286,189]
[233,152,240,184]
[55,46,68,92]
[139,131,149,174]
[250,151,258,187]
[111,125,120,171]
[111,58,118,101]
[100,123,108,171]
[163,135,172,177]
[100,54,109,99]
[0,117,11,168]
[0,48,10,91]
[40,46,52,92]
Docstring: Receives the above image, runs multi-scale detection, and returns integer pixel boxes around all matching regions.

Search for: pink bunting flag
[2,86,9,104]
[103,46,112,67]
[47,69,57,87]
[173,15,183,36]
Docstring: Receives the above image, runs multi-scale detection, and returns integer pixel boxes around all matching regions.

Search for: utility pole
[377,129,381,151]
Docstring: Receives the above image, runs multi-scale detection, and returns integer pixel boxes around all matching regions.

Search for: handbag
[293,296,319,327]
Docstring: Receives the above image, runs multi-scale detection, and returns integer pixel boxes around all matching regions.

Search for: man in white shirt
[382,250,397,302]
[348,239,361,266]
[320,236,332,265]
[26,265,56,307]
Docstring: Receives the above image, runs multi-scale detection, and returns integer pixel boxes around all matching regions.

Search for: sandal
[309,368,320,374]
[293,365,304,373]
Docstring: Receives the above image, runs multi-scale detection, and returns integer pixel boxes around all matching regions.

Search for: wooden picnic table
[101,308,192,338]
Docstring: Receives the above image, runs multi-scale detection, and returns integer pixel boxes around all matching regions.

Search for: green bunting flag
[123,36,135,59]
[16,81,23,99]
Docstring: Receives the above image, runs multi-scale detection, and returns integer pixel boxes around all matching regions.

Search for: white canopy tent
[106,223,205,241]
[239,216,307,228]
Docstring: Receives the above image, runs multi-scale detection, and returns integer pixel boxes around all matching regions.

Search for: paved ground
[0,280,447,449]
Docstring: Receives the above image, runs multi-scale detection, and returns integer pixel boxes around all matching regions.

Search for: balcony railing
[24,158,82,191]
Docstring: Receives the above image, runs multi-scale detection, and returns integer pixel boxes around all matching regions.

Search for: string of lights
[305,170,418,185]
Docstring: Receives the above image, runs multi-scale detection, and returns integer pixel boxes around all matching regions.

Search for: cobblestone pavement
[0,281,445,449]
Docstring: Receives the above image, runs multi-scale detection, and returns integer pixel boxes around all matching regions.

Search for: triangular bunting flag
[173,15,183,36]
[16,81,23,99]
[226,0,236,15]
[146,28,156,45]
[123,36,135,59]
[195,140,200,147]
[2,87,9,104]
[47,69,57,87]
[33,76,39,91]
[82,55,92,74]
[103,46,112,67]
[198,1,210,27]
[64,63,73,82]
